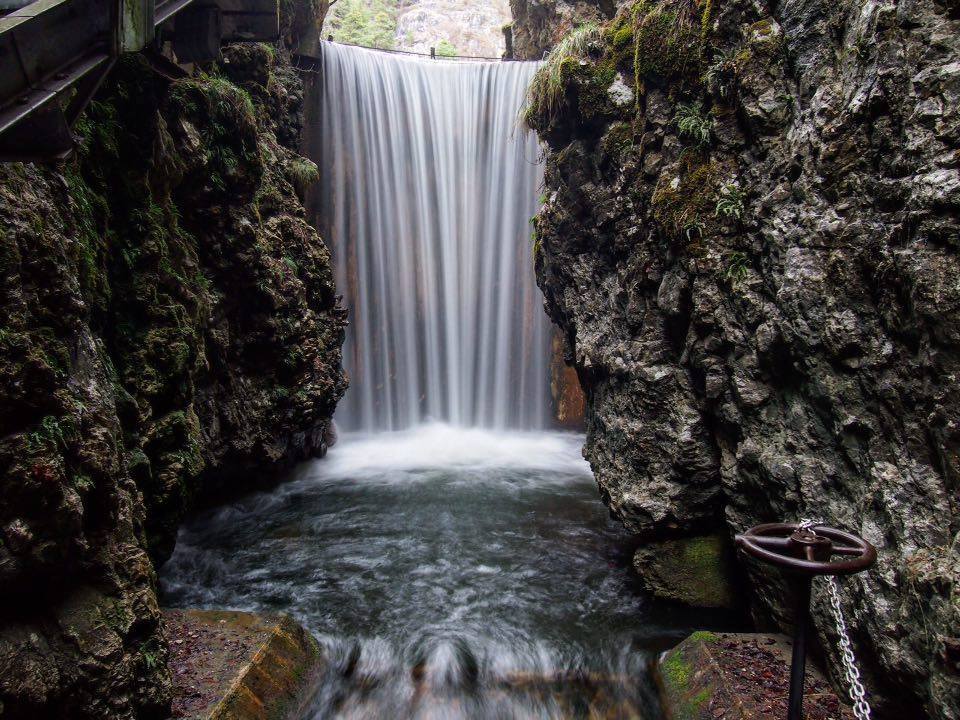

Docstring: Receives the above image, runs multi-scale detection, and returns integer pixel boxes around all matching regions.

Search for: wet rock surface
[523,0,960,716]
[633,535,737,609]
[0,26,344,720]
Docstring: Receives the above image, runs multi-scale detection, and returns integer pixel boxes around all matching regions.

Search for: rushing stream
[161,426,733,718]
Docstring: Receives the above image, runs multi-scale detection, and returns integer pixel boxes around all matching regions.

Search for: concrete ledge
[659,632,853,720]
[165,609,324,720]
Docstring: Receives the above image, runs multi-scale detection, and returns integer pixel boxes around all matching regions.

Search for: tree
[435,39,458,57]
[326,0,398,50]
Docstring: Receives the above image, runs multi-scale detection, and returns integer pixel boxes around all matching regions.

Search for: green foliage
[674,101,712,146]
[651,160,720,243]
[139,639,161,670]
[632,0,704,88]
[724,251,749,285]
[287,157,320,193]
[325,0,398,49]
[26,416,67,453]
[435,39,457,57]
[523,23,603,127]
[703,49,738,99]
[689,630,719,643]
[714,182,746,219]
[661,650,691,688]
[683,215,705,241]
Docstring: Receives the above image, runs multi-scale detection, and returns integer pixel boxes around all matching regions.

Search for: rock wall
[522,0,959,717]
[394,0,512,57]
[508,0,615,59]
[0,28,345,720]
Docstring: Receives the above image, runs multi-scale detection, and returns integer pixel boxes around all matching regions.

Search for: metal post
[788,577,812,720]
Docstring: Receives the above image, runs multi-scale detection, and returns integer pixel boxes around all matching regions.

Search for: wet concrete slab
[164,609,324,720]
[659,632,854,720]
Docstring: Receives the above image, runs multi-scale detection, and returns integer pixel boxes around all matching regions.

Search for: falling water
[311,43,550,432]
[161,45,745,719]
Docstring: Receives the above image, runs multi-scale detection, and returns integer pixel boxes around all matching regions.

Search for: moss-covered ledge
[164,610,324,720]
[658,632,853,720]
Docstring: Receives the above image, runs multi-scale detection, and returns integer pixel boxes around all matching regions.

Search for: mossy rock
[659,632,719,720]
[650,158,721,245]
[632,533,736,608]
[659,633,854,720]
[632,1,706,89]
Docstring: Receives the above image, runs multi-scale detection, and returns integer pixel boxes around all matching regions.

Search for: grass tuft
[523,23,603,128]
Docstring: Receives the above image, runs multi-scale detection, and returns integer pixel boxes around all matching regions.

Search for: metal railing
[320,37,513,62]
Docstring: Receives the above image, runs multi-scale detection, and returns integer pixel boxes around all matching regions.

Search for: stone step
[164,609,324,720]
[659,632,854,720]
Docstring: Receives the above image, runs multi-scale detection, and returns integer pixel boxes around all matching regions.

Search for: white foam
[316,423,590,478]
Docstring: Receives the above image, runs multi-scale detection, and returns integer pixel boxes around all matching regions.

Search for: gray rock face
[523,0,960,716]
[0,32,344,720]
[508,0,614,59]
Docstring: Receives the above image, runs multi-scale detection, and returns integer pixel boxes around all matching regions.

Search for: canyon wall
[0,19,345,719]
[509,0,614,59]
[520,0,959,717]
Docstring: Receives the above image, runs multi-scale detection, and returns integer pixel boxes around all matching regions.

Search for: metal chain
[798,519,872,720]
[824,574,872,720]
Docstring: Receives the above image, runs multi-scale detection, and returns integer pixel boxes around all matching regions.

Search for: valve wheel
[735,522,877,576]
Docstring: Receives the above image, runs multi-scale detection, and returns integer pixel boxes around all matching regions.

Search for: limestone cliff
[509,0,614,59]
[0,33,345,720]
[523,0,960,717]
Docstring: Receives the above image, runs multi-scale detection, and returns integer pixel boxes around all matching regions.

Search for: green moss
[604,9,636,51]
[287,157,320,193]
[680,536,732,601]
[25,415,68,454]
[688,630,719,644]
[632,2,704,90]
[690,688,711,713]
[64,169,112,312]
[523,23,603,128]
[661,650,692,689]
[651,159,721,244]
[635,534,736,608]
[599,121,637,165]
[575,61,618,121]
[660,641,716,720]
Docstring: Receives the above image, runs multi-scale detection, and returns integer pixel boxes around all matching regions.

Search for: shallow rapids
[160,427,734,719]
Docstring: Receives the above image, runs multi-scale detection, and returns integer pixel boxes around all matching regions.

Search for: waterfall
[310,43,549,433]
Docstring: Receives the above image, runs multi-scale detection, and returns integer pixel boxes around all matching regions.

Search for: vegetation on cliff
[0,42,345,718]
[522,0,960,717]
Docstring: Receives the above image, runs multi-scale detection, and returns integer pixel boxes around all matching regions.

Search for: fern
[714,182,746,220]
[724,251,749,285]
[674,101,713,146]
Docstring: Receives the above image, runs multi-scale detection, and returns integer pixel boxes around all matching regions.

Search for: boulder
[632,534,737,609]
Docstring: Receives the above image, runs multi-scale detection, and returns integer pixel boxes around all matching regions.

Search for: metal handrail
[319,38,515,62]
